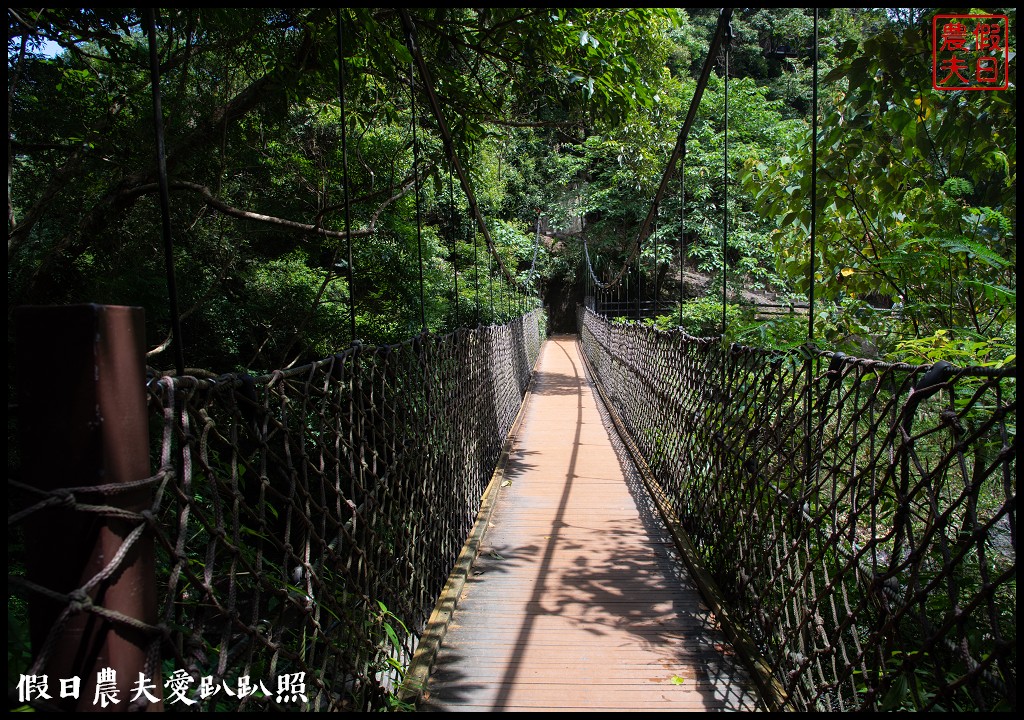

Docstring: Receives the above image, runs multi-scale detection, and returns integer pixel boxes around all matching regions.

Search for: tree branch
[135,181,376,240]
[317,163,428,221]
[18,11,331,302]
[9,29,219,254]
[125,176,424,243]
[8,94,128,256]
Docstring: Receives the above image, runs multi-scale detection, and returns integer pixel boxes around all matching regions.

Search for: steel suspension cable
[472,198,480,326]
[498,254,504,320]
[401,7,729,312]
[654,204,659,315]
[625,262,630,316]
[636,239,641,320]
[809,9,819,346]
[722,21,732,337]
[582,217,615,312]
[527,209,541,289]
[678,155,685,327]
[586,8,734,292]
[398,10,527,293]
[449,167,459,325]
[144,8,185,377]
[804,9,820,499]
[409,61,427,332]
[585,236,593,307]
[335,10,357,342]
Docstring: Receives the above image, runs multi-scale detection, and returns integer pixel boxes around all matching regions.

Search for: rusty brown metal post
[15,304,162,711]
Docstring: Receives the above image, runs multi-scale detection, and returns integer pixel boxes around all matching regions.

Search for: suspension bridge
[412,336,762,712]
[9,8,1016,714]
[12,303,1015,712]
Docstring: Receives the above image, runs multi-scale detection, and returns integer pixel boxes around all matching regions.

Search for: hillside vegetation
[7,8,1015,372]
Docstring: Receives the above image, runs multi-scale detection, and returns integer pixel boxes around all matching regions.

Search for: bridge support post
[15,304,162,711]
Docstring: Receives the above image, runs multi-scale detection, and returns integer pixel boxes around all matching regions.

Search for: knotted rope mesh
[10,310,543,711]
[579,307,1015,712]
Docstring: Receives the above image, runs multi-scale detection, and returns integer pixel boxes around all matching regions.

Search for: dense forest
[7,8,1016,374]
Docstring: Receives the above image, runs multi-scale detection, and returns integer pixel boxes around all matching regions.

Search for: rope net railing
[10,309,543,711]
[578,307,1015,712]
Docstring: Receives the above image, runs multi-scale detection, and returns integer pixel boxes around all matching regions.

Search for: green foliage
[11,8,1012,371]
[370,601,416,712]
[567,27,804,311]
[12,8,615,372]
[888,329,1016,368]
[734,312,809,350]
[649,297,748,338]
[742,9,1016,356]
[7,594,31,707]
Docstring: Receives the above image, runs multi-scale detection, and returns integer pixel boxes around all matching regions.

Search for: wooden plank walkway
[417,336,763,712]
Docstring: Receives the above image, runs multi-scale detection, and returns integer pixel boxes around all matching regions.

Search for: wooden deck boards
[418,336,762,712]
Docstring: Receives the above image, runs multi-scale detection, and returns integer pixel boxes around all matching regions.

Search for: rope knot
[940,408,963,431]
[68,589,92,613]
[827,352,846,378]
[55,488,76,507]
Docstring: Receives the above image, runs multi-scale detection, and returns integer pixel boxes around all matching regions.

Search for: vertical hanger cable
[804,9,820,499]
[409,61,427,332]
[679,155,685,328]
[335,10,357,342]
[144,8,185,377]
[721,22,732,338]
[449,167,459,326]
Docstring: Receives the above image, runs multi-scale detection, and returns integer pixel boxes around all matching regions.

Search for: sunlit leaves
[742,8,1016,355]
